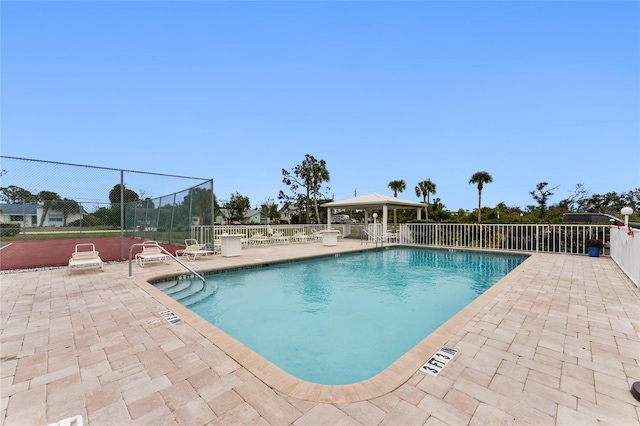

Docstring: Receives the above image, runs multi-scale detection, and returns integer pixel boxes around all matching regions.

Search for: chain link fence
[0,156,213,270]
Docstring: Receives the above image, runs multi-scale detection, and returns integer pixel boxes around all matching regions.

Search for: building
[0,203,84,227]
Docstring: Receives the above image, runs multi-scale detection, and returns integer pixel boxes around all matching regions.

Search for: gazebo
[322,193,426,235]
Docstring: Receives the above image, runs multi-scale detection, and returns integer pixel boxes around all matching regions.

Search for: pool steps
[154,279,217,307]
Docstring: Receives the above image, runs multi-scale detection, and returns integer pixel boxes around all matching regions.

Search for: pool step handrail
[361,229,385,248]
[128,241,206,285]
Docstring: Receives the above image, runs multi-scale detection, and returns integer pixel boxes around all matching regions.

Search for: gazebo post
[383,205,388,235]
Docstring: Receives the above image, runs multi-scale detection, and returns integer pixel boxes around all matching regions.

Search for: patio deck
[1,240,639,425]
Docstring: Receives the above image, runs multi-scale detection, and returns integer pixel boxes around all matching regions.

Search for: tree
[52,198,80,226]
[282,154,331,224]
[37,190,61,227]
[108,184,140,205]
[225,192,250,222]
[529,182,559,218]
[88,207,120,226]
[469,171,493,223]
[415,179,436,221]
[0,185,35,204]
[186,187,216,226]
[388,180,406,227]
[261,198,281,224]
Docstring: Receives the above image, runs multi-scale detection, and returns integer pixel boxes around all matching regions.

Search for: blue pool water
[157,247,526,385]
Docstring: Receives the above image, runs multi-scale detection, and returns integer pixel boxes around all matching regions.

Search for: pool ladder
[361,230,385,248]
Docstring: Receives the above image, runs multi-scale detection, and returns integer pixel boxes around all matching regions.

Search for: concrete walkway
[1,240,639,425]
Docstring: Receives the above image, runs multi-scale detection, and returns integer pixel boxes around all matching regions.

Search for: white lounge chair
[247,233,270,246]
[308,230,322,242]
[175,239,216,261]
[135,241,170,267]
[292,231,309,243]
[68,243,104,274]
[268,227,290,244]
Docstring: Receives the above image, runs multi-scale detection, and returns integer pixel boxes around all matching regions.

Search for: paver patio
[1,240,639,425]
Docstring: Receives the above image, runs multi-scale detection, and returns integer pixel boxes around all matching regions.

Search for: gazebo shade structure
[323,193,425,235]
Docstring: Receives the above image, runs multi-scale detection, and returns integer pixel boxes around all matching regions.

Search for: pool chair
[175,238,216,261]
[308,230,322,242]
[135,241,170,267]
[68,243,104,274]
[267,227,290,244]
[292,231,309,243]
[247,233,270,246]
[384,231,398,243]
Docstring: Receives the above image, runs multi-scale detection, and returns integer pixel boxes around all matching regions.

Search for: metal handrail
[128,241,205,284]
[361,229,385,248]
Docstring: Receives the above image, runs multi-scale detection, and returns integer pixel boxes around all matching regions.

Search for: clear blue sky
[2,1,638,212]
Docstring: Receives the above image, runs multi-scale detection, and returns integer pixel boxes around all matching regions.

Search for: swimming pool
[157,247,526,385]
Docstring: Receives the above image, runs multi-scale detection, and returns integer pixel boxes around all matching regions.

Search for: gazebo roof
[323,193,425,210]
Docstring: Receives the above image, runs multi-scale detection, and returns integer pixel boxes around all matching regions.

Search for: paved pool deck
[1,240,639,425]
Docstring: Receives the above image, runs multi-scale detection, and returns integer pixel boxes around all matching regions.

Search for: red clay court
[0,237,184,270]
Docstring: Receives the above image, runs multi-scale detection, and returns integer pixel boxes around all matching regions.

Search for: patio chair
[175,238,216,261]
[292,231,309,243]
[135,241,170,267]
[384,232,398,243]
[308,230,323,242]
[267,227,290,244]
[247,233,270,246]
[68,243,104,274]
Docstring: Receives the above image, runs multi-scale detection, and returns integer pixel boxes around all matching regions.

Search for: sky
[2,1,639,212]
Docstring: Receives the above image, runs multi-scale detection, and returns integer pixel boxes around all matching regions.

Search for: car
[562,213,640,228]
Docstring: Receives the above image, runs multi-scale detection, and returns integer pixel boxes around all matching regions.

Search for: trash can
[220,234,243,257]
[320,230,339,247]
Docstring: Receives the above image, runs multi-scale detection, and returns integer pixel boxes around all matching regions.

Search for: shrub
[586,238,605,248]
[0,222,21,237]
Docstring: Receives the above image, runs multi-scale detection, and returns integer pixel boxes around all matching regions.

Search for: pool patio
[1,240,639,425]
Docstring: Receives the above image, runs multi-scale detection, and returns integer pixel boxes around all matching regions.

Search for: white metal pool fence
[191,223,611,255]
[189,222,638,288]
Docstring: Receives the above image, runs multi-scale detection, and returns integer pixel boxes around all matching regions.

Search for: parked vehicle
[562,213,640,228]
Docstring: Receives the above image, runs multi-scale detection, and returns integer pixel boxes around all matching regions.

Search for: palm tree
[415,180,436,221]
[469,171,493,223]
[388,180,406,227]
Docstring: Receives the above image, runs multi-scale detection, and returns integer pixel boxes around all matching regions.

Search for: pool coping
[133,245,534,404]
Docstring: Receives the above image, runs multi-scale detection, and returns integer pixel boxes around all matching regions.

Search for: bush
[0,222,21,237]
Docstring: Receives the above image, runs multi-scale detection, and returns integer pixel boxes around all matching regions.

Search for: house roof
[322,193,425,210]
[0,203,38,214]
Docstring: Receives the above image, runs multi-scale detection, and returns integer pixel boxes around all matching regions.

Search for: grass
[2,226,121,241]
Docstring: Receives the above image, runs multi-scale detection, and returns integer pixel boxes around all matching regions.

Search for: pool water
[159,247,526,385]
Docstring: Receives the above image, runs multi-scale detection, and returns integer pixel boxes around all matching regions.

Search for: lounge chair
[212,238,222,252]
[292,231,309,243]
[308,230,323,242]
[135,241,170,267]
[268,227,290,244]
[175,238,216,261]
[68,243,104,274]
[247,233,270,246]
